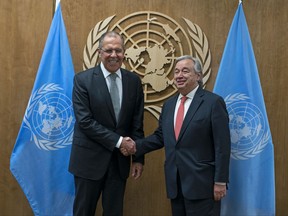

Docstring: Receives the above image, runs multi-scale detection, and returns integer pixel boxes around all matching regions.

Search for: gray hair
[98,31,125,50]
[175,55,203,86]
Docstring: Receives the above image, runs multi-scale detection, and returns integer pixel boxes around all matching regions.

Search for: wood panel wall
[1,0,287,215]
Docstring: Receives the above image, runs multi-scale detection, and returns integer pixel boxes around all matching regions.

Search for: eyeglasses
[100,48,124,55]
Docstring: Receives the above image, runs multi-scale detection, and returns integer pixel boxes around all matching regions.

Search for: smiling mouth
[108,58,120,65]
[176,79,186,85]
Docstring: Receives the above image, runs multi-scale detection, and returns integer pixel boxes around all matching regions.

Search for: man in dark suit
[69,31,144,216]
[122,55,231,216]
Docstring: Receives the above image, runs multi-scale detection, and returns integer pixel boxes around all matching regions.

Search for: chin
[108,66,120,72]
[176,85,185,89]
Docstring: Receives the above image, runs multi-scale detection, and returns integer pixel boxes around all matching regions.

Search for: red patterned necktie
[175,96,187,140]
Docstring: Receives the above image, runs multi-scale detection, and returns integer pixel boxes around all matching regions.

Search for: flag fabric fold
[10,4,75,216]
[213,2,275,216]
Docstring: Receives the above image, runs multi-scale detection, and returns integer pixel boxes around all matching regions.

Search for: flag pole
[55,0,60,12]
[53,0,61,15]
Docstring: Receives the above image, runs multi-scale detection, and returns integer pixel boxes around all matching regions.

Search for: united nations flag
[10,3,75,215]
[213,2,275,216]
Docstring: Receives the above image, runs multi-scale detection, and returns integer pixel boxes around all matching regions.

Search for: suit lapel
[118,69,128,124]
[93,66,116,122]
[167,95,179,142]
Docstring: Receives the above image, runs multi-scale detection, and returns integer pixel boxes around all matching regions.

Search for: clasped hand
[120,137,136,156]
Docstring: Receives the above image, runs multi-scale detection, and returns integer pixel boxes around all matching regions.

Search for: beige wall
[1,0,287,215]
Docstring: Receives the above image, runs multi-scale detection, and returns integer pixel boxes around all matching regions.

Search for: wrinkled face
[173,59,200,95]
[98,35,125,73]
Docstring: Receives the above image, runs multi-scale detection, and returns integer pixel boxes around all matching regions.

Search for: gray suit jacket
[69,65,144,180]
[136,87,230,199]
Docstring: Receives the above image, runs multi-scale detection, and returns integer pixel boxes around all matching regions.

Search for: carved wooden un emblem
[83,11,211,119]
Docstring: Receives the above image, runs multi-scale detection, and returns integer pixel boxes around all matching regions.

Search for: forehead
[102,35,123,46]
[175,59,194,69]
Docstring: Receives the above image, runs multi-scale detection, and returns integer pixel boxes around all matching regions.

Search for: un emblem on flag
[225,93,270,160]
[24,83,75,151]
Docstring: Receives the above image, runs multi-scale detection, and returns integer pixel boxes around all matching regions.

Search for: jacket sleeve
[212,96,231,183]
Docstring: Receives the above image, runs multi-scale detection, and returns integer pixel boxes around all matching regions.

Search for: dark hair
[98,31,125,50]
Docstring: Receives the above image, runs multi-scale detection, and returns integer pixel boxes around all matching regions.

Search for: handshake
[120,137,136,156]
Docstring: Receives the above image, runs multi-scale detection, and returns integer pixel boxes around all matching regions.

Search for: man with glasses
[69,31,144,216]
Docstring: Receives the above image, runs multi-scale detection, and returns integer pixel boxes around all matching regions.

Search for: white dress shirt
[174,85,199,127]
[100,63,123,148]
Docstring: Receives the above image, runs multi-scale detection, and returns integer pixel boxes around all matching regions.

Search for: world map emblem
[83,11,212,119]
[23,83,75,151]
[225,93,270,160]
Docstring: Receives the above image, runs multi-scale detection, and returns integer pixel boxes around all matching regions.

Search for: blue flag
[213,2,275,216]
[10,4,75,216]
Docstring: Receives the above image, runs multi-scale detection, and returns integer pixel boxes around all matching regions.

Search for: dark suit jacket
[136,87,230,200]
[69,65,144,180]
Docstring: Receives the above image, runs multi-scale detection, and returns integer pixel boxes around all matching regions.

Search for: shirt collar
[178,85,199,101]
[100,62,122,79]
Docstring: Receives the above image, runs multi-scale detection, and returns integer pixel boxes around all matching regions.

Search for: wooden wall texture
[1,0,287,215]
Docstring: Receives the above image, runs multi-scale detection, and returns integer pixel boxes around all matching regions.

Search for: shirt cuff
[116,136,123,148]
[215,182,226,186]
